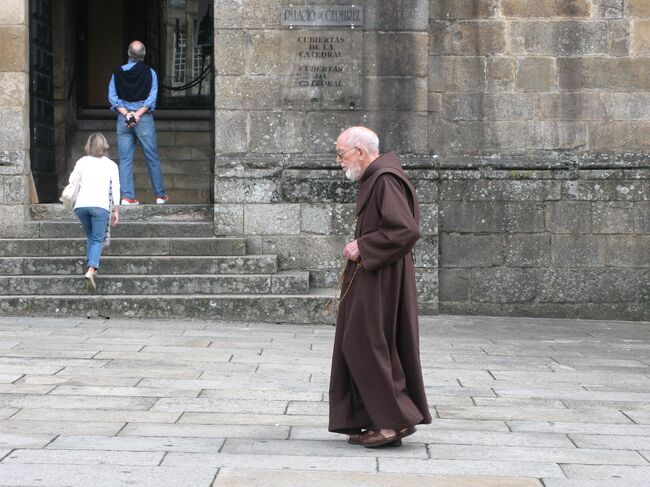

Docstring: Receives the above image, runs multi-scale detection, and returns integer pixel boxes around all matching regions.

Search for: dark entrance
[29,0,58,202]
[79,0,214,110]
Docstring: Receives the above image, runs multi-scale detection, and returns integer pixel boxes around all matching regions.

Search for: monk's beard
[344,165,362,181]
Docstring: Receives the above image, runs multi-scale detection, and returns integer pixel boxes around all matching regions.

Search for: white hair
[344,126,379,155]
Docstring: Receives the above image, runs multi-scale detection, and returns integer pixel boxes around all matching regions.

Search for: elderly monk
[328,126,431,448]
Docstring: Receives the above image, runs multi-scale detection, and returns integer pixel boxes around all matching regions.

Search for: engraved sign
[281,5,363,27]
[281,5,363,109]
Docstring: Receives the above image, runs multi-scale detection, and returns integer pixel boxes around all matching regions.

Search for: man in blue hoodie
[108,40,168,205]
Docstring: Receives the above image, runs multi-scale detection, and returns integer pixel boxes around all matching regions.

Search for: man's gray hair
[128,41,146,62]
[345,126,379,155]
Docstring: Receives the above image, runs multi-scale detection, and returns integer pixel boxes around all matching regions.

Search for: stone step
[0,292,336,324]
[0,272,309,296]
[0,255,278,276]
[31,204,213,222]
[32,221,214,238]
[0,238,246,257]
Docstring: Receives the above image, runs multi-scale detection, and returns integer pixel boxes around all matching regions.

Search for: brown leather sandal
[360,430,402,448]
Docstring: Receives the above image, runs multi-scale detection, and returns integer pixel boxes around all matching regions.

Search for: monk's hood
[355,151,417,217]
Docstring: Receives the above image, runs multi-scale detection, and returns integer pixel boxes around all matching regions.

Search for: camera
[126,114,136,125]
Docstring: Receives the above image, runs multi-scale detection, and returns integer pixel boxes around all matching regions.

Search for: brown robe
[328,151,432,434]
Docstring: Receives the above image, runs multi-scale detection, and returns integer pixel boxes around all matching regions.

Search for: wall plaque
[281,5,363,109]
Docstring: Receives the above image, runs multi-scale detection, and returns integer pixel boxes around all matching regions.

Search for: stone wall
[213,0,649,319]
[431,1,649,319]
[212,0,438,313]
[0,0,30,238]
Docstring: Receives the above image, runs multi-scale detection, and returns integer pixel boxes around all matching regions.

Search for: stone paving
[0,314,648,486]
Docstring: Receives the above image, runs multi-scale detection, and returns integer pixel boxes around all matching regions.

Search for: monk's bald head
[128,41,146,62]
[338,126,380,158]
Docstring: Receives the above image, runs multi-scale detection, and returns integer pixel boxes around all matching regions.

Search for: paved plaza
[0,314,648,486]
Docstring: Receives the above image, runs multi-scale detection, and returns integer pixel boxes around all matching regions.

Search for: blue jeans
[116,113,166,199]
[75,207,109,269]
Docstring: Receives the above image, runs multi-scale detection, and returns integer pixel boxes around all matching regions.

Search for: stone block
[0,72,26,107]
[546,201,592,233]
[214,0,282,29]
[0,108,28,150]
[214,204,243,236]
[627,0,650,17]
[610,93,650,120]
[0,0,26,24]
[244,204,301,235]
[306,112,371,154]
[596,0,625,18]
[506,234,552,267]
[249,112,307,153]
[430,0,496,19]
[419,204,438,236]
[246,30,281,75]
[483,121,538,150]
[437,120,484,153]
[564,180,650,201]
[471,268,539,303]
[2,174,26,204]
[331,204,356,235]
[516,58,555,92]
[440,180,561,201]
[538,269,641,303]
[282,172,356,204]
[367,1,429,30]
[592,202,634,234]
[213,30,246,75]
[632,20,650,56]
[440,202,545,232]
[301,204,332,235]
[440,234,503,268]
[364,77,427,112]
[540,122,588,150]
[366,112,429,154]
[414,235,437,268]
[215,77,281,110]
[558,58,650,91]
[510,22,609,56]
[606,235,650,266]
[551,235,607,267]
[214,177,279,204]
[588,122,650,150]
[486,57,515,91]
[501,0,591,17]
[539,93,611,120]
[0,26,27,72]
[609,20,631,56]
[438,268,471,302]
[429,56,486,92]
[214,111,247,154]
[430,21,506,56]
[364,32,428,77]
[0,150,24,174]
[635,202,650,234]
[261,235,348,270]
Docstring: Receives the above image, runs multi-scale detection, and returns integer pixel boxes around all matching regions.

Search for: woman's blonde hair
[84,132,109,158]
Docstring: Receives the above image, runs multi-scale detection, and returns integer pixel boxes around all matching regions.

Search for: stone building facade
[1,0,649,320]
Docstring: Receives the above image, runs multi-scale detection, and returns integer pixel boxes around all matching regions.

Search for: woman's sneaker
[84,270,97,293]
[120,197,139,205]
[156,195,169,204]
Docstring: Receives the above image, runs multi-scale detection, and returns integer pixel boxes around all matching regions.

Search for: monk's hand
[343,240,360,261]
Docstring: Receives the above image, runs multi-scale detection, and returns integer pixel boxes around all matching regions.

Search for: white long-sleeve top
[70,156,120,211]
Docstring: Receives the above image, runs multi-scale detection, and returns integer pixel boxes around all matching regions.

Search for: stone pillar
[0,0,32,237]
[212,0,437,313]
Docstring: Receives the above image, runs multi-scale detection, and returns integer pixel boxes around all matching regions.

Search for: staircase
[0,205,334,324]
[68,120,213,204]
